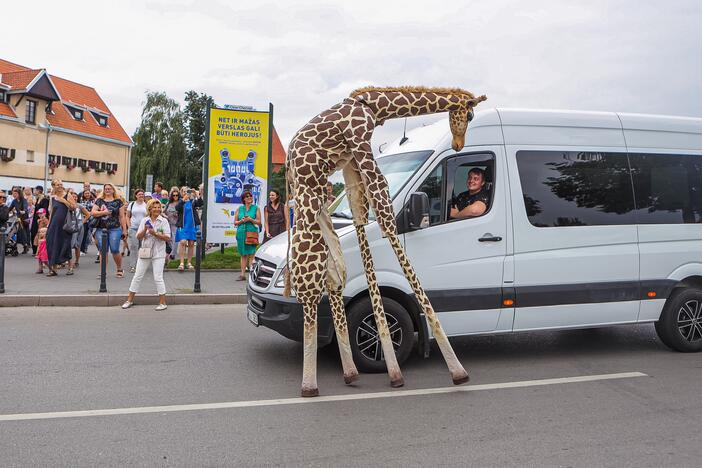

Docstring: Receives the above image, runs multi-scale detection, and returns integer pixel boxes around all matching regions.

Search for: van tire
[655,288,702,352]
[347,296,415,373]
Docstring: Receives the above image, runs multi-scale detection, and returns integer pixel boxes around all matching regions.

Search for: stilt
[328,291,359,384]
[301,303,319,397]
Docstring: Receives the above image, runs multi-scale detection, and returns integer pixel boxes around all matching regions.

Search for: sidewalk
[0,246,248,307]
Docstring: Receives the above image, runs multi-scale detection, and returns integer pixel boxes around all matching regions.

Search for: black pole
[0,229,5,294]
[220,243,224,254]
[194,230,202,293]
[99,229,108,293]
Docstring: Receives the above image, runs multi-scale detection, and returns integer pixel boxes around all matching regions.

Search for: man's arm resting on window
[452,201,487,218]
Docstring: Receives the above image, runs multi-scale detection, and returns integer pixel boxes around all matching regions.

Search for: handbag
[138,246,153,259]
[63,208,80,234]
[245,231,259,245]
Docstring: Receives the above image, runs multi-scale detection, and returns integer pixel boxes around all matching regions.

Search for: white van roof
[380,108,702,154]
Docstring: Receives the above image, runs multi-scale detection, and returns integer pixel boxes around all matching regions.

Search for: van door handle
[478,235,502,242]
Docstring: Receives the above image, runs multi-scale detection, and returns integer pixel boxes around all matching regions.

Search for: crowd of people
[0,178,330,308]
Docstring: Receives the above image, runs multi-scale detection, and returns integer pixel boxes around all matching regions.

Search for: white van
[247,108,702,372]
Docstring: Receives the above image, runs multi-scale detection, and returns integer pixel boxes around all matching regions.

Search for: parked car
[247,108,702,372]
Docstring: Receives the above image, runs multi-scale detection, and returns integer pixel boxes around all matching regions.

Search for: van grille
[251,257,277,288]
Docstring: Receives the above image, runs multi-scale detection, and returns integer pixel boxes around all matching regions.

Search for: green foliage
[130,90,215,196]
[183,91,215,186]
[269,166,287,196]
[167,246,242,269]
[130,92,187,195]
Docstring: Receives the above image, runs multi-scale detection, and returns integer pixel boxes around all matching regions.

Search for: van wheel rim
[677,300,702,342]
[356,313,402,361]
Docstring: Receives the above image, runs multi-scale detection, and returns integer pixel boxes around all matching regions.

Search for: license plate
[247,307,259,326]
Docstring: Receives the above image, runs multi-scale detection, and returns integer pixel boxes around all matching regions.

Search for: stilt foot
[390,377,404,388]
[343,371,359,385]
[452,372,470,385]
[301,387,319,398]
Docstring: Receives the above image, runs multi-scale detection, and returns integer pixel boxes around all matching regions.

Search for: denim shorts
[96,228,123,254]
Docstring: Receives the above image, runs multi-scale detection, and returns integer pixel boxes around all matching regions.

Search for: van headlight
[274,265,288,288]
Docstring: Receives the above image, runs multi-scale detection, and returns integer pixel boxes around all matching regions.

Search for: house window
[0,90,6,103]
[25,100,37,124]
[26,150,34,162]
[90,111,109,127]
[65,104,84,121]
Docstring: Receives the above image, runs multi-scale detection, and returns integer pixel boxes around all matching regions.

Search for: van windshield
[330,150,433,220]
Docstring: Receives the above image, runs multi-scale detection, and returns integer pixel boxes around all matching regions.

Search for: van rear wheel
[655,288,702,352]
[347,296,414,373]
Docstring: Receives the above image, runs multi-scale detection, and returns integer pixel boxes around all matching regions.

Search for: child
[35,226,49,274]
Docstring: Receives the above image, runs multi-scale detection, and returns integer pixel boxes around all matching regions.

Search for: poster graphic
[205,106,271,244]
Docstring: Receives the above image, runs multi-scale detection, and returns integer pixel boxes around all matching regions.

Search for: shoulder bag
[63,208,80,234]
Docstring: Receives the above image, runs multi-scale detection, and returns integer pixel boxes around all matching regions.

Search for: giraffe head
[449,94,487,151]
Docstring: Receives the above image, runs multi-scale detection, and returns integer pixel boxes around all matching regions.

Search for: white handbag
[138,246,152,259]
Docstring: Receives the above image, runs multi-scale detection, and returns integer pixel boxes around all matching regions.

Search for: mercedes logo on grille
[250,261,260,282]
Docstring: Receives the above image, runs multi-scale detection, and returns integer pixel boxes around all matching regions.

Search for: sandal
[237,274,246,281]
[66,267,74,276]
[188,263,195,270]
[116,269,124,278]
[46,270,58,277]
[178,263,184,272]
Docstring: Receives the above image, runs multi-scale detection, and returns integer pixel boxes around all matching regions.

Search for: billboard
[204,105,272,244]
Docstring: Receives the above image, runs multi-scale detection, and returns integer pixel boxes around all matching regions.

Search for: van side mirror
[407,192,430,230]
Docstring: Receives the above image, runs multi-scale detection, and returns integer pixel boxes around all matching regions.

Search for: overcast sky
[2,0,700,151]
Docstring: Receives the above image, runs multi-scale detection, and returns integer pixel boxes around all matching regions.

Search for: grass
[167,246,241,270]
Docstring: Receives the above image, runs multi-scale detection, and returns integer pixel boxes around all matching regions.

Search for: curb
[0,293,248,307]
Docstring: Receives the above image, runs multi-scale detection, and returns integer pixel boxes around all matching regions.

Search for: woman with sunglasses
[235,190,261,281]
[164,189,180,259]
[175,187,203,271]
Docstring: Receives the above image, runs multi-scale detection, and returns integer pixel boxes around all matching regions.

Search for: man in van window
[450,168,489,219]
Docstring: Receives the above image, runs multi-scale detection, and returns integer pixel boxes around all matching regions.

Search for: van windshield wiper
[330,212,353,219]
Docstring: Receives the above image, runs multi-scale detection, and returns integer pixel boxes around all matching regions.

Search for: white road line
[0,372,646,422]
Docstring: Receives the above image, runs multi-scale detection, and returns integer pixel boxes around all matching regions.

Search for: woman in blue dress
[45,179,76,277]
[235,190,261,281]
[175,187,203,271]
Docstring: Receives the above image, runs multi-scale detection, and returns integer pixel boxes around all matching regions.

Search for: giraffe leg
[301,301,319,397]
[348,150,469,384]
[341,161,403,386]
[385,232,469,384]
[316,202,358,384]
[355,224,404,387]
[328,291,358,384]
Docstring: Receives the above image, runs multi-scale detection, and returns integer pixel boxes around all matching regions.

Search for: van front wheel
[347,296,415,373]
[655,288,702,352]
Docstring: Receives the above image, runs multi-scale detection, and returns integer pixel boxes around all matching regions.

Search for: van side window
[630,153,702,223]
[416,165,443,225]
[447,155,494,221]
[516,150,636,227]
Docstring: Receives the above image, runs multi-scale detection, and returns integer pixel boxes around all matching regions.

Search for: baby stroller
[2,214,20,257]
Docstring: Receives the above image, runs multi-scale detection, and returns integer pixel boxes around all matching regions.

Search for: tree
[130,91,187,195]
[183,91,215,187]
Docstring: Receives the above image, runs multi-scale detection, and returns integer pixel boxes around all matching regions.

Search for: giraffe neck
[355,91,465,123]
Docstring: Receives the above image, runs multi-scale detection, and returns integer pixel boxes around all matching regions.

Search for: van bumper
[246,286,336,346]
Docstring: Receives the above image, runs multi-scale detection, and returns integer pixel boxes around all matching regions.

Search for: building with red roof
[0,57,132,193]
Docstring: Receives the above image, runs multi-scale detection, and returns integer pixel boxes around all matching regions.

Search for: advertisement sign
[204,105,272,244]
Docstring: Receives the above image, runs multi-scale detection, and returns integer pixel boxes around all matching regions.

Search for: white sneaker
[121,301,133,309]
[155,303,168,311]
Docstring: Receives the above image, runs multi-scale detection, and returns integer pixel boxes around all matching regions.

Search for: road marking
[0,372,646,422]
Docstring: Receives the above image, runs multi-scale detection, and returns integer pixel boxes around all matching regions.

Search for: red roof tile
[272,127,286,165]
[0,102,17,119]
[0,58,132,145]
[0,69,42,90]
[0,58,30,73]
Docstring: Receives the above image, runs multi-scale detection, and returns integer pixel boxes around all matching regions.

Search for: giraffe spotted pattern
[288,86,485,396]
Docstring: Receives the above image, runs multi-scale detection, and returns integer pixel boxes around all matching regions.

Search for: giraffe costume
[286,86,487,397]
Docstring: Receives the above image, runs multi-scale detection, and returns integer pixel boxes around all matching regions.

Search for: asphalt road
[1,305,701,467]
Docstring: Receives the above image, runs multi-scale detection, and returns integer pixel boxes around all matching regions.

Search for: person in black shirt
[450,167,490,219]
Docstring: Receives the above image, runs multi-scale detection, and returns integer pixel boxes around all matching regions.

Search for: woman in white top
[126,188,148,273]
[122,199,171,310]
